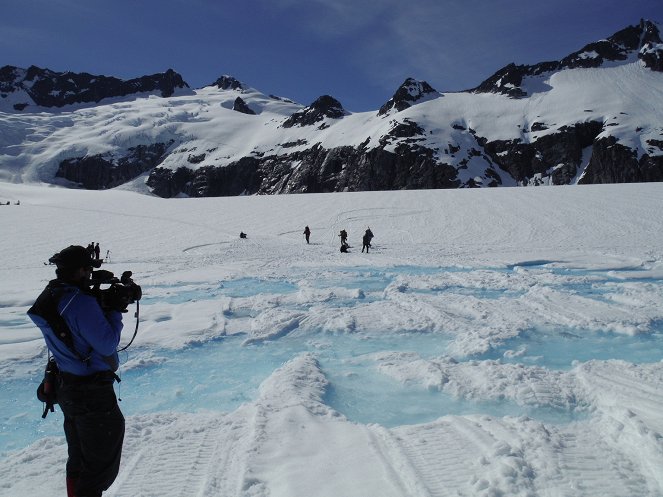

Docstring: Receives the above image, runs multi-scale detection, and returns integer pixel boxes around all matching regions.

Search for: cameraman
[28,245,125,497]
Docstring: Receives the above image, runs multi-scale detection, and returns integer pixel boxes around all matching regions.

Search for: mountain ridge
[0,19,661,195]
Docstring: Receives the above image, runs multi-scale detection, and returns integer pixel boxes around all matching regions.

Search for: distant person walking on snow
[303,226,311,244]
[362,227,374,253]
[339,229,348,245]
[94,242,101,261]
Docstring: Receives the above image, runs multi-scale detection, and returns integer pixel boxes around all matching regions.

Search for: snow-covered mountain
[0,20,661,196]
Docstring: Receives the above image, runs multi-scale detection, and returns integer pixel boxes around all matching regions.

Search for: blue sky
[2,0,661,111]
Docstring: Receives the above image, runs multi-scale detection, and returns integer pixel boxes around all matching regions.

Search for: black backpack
[36,356,60,418]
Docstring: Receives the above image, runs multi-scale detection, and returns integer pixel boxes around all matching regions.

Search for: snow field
[1,181,663,496]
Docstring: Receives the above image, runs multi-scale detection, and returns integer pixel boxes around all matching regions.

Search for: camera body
[89,270,142,312]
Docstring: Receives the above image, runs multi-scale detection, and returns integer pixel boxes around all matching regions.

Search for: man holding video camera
[28,245,137,497]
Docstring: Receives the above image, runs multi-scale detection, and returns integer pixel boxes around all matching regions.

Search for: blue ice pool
[2,264,662,455]
[0,330,594,454]
[486,326,663,368]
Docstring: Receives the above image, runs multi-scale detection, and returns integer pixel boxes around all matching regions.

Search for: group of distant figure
[308,225,374,253]
[238,226,375,253]
[1,200,20,205]
[85,242,110,262]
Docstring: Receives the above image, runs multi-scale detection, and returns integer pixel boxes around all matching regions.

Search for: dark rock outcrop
[147,156,262,197]
[578,136,663,184]
[146,140,459,198]
[0,66,189,110]
[233,96,256,115]
[378,78,438,115]
[282,95,345,128]
[56,143,171,189]
[213,75,245,91]
[473,20,662,97]
[477,121,604,185]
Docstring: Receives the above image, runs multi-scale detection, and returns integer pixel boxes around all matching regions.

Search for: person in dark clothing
[94,243,100,261]
[339,229,347,245]
[28,245,125,497]
[303,226,311,244]
[340,241,349,253]
[362,233,371,253]
[239,232,247,239]
[362,227,374,253]
[362,227,374,252]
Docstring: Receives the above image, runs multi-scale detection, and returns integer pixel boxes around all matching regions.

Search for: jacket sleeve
[61,291,124,356]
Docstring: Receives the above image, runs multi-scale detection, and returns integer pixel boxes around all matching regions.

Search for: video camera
[89,269,142,313]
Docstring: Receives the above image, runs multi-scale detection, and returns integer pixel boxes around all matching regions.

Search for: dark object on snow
[240,232,247,239]
[303,226,311,244]
[50,245,102,270]
[36,357,60,418]
[362,227,374,253]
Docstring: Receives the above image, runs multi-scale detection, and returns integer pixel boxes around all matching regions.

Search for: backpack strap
[29,281,93,365]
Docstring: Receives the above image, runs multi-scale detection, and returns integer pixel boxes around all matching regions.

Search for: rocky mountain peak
[281,95,345,128]
[638,20,663,71]
[212,75,245,91]
[0,65,189,111]
[473,19,663,98]
[378,78,438,116]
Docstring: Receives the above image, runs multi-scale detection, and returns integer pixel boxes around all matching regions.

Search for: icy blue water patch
[324,372,582,427]
[2,378,63,454]
[407,284,525,300]
[485,326,663,369]
[5,264,663,455]
[219,278,298,298]
[2,330,585,455]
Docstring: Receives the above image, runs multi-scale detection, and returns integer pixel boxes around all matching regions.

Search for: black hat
[49,245,102,269]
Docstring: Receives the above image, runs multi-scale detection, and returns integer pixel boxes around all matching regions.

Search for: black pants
[58,377,125,497]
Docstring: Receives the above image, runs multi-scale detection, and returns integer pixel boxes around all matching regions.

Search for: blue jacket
[28,282,124,376]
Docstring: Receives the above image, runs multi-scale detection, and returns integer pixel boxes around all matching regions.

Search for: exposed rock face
[473,20,663,97]
[0,66,189,111]
[146,141,459,198]
[282,95,346,128]
[478,122,604,185]
[56,143,172,189]
[147,156,262,197]
[233,96,256,115]
[378,78,438,115]
[213,75,245,91]
[578,137,663,184]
